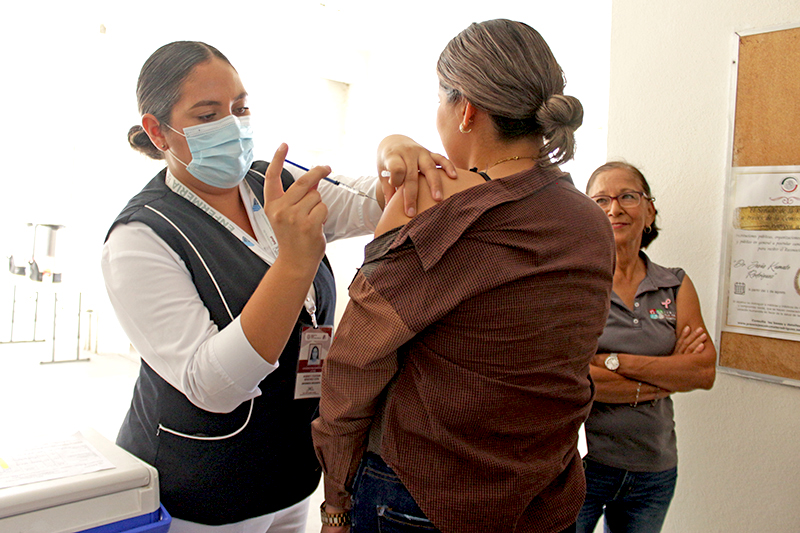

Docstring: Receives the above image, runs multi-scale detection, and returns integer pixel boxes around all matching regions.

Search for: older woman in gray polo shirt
[577,161,716,533]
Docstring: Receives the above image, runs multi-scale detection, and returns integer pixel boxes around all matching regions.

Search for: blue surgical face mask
[166,115,254,189]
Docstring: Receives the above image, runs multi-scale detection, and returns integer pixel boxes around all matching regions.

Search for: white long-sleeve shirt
[101,169,381,414]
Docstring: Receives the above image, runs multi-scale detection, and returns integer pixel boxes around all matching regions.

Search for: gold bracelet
[320,501,351,527]
[631,382,641,407]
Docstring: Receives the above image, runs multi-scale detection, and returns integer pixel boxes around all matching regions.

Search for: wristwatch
[604,353,620,371]
[320,501,351,527]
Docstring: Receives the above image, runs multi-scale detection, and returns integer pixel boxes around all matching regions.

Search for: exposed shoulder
[374,169,486,237]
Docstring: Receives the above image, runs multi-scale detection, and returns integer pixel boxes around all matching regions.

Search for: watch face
[605,355,620,371]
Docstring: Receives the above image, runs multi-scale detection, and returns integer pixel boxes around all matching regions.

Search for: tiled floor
[0,341,324,532]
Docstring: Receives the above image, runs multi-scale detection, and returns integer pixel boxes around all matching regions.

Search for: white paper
[0,433,115,490]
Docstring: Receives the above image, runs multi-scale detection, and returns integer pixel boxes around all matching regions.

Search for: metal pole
[75,293,82,360]
[86,310,93,352]
[32,291,39,341]
[51,292,57,363]
[9,285,16,342]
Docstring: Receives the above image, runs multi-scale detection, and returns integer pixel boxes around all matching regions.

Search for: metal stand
[84,308,97,354]
[0,285,45,344]
[3,221,87,362]
[41,292,90,365]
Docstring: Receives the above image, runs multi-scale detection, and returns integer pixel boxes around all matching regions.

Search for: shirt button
[634,302,640,308]
[633,319,640,324]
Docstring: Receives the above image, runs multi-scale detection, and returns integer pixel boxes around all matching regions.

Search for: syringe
[285,160,378,201]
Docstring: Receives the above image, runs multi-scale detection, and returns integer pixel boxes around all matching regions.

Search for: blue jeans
[351,453,578,533]
[351,453,438,533]
[576,459,677,533]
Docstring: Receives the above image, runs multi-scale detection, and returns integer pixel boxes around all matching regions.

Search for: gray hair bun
[536,94,584,165]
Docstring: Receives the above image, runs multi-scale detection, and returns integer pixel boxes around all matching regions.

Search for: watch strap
[320,501,351,527]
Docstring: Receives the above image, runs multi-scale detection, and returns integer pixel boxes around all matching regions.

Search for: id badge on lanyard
[295,325,333,399]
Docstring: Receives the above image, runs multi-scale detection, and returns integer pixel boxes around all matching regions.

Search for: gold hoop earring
[459,124,472,134]
[644,225,653,234]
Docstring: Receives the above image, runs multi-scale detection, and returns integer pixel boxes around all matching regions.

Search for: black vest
[107,162,334,524]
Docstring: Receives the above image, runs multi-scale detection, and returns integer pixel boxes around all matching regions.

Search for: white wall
[608,2,800,531]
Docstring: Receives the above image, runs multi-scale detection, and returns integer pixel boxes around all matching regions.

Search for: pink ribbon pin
[661,298,672,309]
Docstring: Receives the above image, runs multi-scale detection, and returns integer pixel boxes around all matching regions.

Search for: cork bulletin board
[718,24,800,386]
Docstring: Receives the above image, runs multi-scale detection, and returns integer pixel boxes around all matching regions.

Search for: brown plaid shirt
[312,165,615,533]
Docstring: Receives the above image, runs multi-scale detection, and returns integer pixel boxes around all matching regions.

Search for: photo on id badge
[295,326,332,399]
